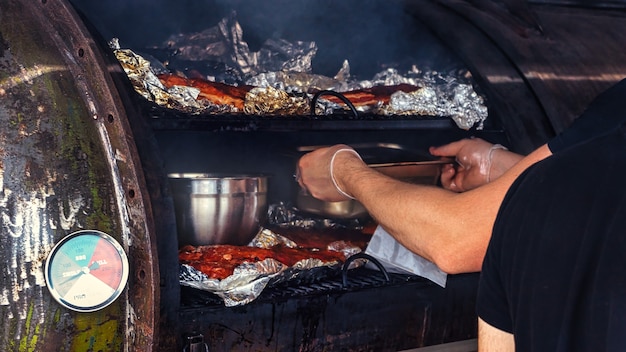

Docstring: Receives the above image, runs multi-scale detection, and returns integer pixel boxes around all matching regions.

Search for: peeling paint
[0,1,157,350]
[0,65,66,91]
[0,15,127,350]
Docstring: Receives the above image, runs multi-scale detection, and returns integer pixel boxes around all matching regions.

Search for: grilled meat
[179,244,346,280]
[158,74,253,110]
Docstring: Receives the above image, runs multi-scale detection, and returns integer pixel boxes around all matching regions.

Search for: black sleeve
[548,78,626,153]
[476,181,518,334]
[476,234,513,332]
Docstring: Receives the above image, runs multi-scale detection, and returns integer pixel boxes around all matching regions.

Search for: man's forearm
[333,144,552,273]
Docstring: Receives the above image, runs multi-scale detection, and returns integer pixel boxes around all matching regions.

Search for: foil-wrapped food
[110,12,489,129]
[179,226,369,306]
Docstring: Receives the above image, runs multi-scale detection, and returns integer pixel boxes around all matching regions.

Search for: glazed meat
[158,74,253,110]
[179,244,347,280]
[158,73,419,112]
[315,83,420,108]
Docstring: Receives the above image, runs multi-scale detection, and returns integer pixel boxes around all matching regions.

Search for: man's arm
[478,318,515,352]
[298,143,552,273]
[298,79,626,273]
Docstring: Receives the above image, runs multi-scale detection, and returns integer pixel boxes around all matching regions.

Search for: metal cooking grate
[180,266,434,308]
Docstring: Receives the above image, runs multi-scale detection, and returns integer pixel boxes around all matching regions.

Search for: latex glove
[429,138,508,192]
[296,144,363,201]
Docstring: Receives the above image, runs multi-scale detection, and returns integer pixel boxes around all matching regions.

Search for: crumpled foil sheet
[381,82,488,130]
[246,63,350,93]
[180,259,284,307]
[179,225,362,307]
[111,39,240,114]
[112,12,488,129]
[164,12,317,79]
[244,86,310,115]
[267,202,366,230]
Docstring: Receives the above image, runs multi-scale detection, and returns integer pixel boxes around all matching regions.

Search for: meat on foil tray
[179,225,372,307]
[109,11,488,130]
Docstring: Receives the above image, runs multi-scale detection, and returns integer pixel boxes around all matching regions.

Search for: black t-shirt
[477,126,626,350]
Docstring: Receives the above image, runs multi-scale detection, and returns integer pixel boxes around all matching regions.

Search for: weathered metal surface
[178,273,479,351]
[408,0,626,154]
[0,0,158,351]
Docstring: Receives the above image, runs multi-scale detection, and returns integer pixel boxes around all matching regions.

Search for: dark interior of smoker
[67,0,626,350]
[75,0,512,200]
[70,1,519,351]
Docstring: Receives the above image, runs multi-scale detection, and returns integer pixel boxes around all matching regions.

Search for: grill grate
[180,267,434,308]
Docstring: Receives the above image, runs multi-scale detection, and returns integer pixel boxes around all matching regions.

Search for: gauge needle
[56,261,100,286]
[57,270,85,286]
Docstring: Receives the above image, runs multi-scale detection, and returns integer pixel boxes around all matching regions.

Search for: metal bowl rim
[167,173,271,180]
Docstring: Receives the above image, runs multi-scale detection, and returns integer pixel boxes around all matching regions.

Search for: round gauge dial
[44,230,129,312]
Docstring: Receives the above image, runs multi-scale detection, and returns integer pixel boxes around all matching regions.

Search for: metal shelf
[147,115,460,132]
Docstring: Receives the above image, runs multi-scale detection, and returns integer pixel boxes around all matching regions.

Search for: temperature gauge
[44,230,129,312]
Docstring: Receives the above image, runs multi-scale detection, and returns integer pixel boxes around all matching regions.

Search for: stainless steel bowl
[168,173,269,246]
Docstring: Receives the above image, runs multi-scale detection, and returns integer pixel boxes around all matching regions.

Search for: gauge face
[44,230,129,312]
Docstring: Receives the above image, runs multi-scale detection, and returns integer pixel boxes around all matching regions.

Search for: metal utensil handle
[310,90,359,118]
[368,158,455,168]
[342,252,390,287]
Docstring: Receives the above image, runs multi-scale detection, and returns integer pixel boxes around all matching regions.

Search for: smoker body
[0,0,159,350]
[2,0,626,351]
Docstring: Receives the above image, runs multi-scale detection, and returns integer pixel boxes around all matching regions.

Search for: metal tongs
[297,143,456,169]
[368,158,455,169]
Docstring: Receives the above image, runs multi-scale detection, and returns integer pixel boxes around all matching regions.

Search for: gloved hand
[429,138,510,192]
[296,144,364,201]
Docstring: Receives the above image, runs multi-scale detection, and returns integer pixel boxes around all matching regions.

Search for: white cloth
[364,225,447,287]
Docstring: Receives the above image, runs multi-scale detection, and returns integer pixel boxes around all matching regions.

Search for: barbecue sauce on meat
[158,73,420,111]
[179,244,347,280]
[179,226,375,280]
[311,83,420,107]
[158,74,253,110]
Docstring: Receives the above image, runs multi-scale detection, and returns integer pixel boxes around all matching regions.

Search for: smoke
[69,0,458,78]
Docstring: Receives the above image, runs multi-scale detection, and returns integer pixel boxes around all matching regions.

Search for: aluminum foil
[267,202,366,230]
[113,12,489,129]
[249,227,298,249]
[180,259,284,307]
[110,39,165,104]
[179,226,361,306]
[111,39,239,114]
[244,86,310,115]
[246,68,349,93]
[381,83,488,129]
[163,12,317,79]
